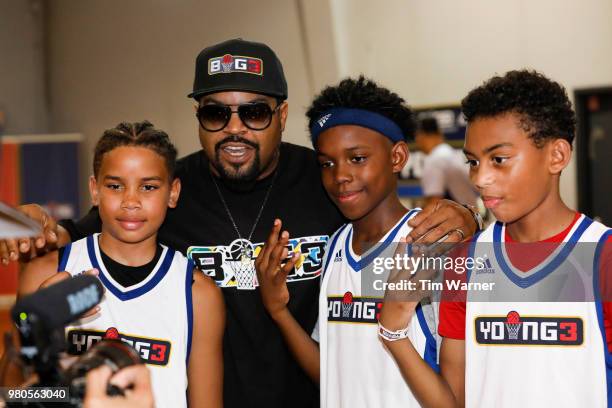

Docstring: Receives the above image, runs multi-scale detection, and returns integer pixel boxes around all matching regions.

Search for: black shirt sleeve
[58,206,102,242]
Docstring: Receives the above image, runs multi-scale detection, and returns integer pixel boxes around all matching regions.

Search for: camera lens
[64,339,142,400]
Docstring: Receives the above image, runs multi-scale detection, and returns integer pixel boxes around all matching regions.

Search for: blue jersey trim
[58,242,72,272]
[185,260,195,366]
[464,232,482,284]
[86,235,175,301]
[493,216,593,288]
[321,224,349,279]
[345,209,419,272]
[415,303,440,373]
[593,229,612,407]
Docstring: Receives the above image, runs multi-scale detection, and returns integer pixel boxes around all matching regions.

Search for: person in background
[415,117,479,207]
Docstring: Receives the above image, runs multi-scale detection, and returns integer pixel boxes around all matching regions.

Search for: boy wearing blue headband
[255,76,473,408]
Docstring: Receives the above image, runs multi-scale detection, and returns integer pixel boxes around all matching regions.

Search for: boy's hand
[39,268,102,317]
[0,204,68,265]
[406,199,475,244]
[84,365,154,408]
[255,219,301,320]
[379,238,440,333]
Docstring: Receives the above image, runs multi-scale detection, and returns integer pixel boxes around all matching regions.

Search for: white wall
[45,0,612,210]
[329,0,612,209]
[47,0,336,212]
[0,0,48,134]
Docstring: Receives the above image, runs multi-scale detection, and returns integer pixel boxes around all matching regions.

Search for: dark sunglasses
[196,102,282,132]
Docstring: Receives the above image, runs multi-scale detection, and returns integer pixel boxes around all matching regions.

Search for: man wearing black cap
[173,38,343,407]
[2,38,480,407]
[58,38,339,408]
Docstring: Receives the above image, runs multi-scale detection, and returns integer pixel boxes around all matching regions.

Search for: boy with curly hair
[380,70,612,407]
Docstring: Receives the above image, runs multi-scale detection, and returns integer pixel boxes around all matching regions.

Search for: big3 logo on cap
[208,54,263,75]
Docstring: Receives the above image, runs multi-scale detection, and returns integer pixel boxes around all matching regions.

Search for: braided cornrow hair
[92,121,178,178]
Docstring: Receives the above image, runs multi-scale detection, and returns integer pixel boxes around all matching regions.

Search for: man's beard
[212,135,261,190]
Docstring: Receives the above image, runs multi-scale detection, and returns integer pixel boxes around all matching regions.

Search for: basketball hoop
[221,54,234,73]
[228,239,257,290]
[341,291,353,318]
[505,310,522,340]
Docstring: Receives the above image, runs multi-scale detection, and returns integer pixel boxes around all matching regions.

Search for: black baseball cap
[188,38,288,100]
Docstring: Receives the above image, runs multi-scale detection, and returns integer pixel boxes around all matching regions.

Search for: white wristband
[378,322,410,342]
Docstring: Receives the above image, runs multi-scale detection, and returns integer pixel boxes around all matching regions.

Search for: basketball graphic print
[221,54,233,72]
[341,291,354,318]
[505,311,522,340]
[104,326,120,340]
[228,239,257,290]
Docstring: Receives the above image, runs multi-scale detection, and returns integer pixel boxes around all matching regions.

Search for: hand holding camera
[84,364,154,408]
[5,275,152,406]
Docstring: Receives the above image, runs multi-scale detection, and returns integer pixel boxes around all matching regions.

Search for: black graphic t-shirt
[61,142,345,408]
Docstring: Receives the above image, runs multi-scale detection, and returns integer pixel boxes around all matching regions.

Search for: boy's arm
[439,338,465,405]
[188,269,225,408]
[267,307,320,383]
[377,238,467,408]
[255,219,320,383]
[379,302,464,408]
[18,250,60,297]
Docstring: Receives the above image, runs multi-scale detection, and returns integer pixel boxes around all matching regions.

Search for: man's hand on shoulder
[0,204,71,265]
[407,199,477,244]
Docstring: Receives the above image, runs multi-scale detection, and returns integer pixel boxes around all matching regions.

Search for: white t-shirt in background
[421,143,478,206]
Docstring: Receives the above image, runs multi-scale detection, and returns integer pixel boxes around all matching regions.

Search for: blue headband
[309,108,404,147]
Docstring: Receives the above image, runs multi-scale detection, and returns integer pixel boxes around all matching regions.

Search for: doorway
[575,87,612,225]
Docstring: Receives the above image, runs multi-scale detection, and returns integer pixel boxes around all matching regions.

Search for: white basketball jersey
[465,214,612,408]
[60,234,193,408]
[315,210,440,408]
